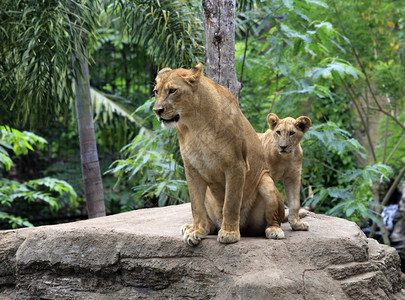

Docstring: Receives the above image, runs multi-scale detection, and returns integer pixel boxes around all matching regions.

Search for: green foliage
[0,0,101,126]
[304,122,365,161]
[91,88,144,126]
[109,100,189,209]
[0,126,47,159]
[0,128,77,229]
[302,122,394,224]
[0,211,33,229]
[306,59,364,82]
[90,87,145,152]
[236,0,359,131]
[91,8,153,100]
[376,112,405,167]
[306,163,393,225]
[112,0,204,68]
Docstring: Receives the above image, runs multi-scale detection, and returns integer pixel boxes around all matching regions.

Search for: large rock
[0,203,403,299]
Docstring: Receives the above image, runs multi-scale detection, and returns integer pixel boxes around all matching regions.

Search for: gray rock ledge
[0,203,403,299]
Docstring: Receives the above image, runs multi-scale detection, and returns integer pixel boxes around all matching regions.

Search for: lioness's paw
[290,219,309,231]
[265,226,285,239]
[217,229,240,244]
[183,231,201,246]
[180,224,193,235]
[181,226,207,247]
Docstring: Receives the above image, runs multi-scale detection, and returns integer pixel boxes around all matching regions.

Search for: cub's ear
[155,67,172,84]
[267,113,280,130]
[183,63,203,86]
[295,116,311,133]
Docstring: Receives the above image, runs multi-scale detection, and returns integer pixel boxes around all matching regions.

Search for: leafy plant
[0,0,101,126]
[111,0,204,68]
[108,100,189,210]
[0,127,77,229]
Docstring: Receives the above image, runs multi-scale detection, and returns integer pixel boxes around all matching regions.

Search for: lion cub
[258,113,311,231]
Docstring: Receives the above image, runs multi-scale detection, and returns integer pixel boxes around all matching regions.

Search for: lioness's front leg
[258,175,285,239]
[181,161,211,246]
[217,166,245,244]
[284,176,309,231]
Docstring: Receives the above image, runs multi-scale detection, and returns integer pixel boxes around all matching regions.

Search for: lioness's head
[152,63,203,128]
[267,113,311,154]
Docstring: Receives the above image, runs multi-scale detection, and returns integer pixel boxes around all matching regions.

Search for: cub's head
[266,113,311,154]
[153,63,203,128]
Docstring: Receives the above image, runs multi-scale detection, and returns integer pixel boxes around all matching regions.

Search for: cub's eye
[276,130,281,135]
[289,131,295,136]
[168,88,177,94]
[153,89,158,96]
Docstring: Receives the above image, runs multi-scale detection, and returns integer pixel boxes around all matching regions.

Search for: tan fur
[153,64,285,246]
[258,113,311,231]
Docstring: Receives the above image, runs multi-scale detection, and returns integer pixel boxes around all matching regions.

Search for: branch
[381,165,405,207]
[261,72,279,133]
[380,219,391,246]
[239,25,250,85]
[331,0,405,133]
[382,116,389,163]
[339,75,377,162]
[366,107,405,131]
[312,158,344,175]
[385,134,405,165]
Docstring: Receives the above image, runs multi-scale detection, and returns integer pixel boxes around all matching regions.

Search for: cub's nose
[280,145,288,151]
[153,107,164,115]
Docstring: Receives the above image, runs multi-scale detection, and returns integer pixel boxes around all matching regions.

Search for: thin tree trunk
[73,43,106,219]
[202,0,241,100]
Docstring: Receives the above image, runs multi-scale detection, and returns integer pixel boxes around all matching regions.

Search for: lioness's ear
[183,63,203,86]
[267,113,280,130]
[155,67,172,84]
[296,116,311,133]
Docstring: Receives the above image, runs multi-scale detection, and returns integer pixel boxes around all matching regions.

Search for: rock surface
[0,203,403,299]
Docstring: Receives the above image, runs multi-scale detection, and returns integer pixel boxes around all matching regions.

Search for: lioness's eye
[289,131,295,136]
[153,89,158,96]
[276,130,281,135]
[168,88,177,94]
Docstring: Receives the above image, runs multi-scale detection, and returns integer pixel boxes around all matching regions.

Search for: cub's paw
[181,224,207,247]
[289,219,309,231]
[217,229,240,244]
[265,226,285,239]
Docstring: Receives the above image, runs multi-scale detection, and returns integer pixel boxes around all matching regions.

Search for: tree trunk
[73,44,106,219]
[202,0,241,100]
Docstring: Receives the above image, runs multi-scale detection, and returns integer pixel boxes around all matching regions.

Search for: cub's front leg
[181,161,211,246]
[217,166,245,244]
[284,176,309,231]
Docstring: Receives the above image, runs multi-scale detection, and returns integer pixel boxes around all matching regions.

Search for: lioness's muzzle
[153,107,164,116]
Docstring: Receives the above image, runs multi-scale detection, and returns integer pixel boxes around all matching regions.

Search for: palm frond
[90,87,146,128]
[0,0,101,126]
[113,0,204,68]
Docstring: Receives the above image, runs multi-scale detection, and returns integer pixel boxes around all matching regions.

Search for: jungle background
[0,0,404,253]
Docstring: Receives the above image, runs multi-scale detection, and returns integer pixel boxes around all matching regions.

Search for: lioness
[153,64,285,246]
[258,113,311,231]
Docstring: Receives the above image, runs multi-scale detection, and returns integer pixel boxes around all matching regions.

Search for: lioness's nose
[153,107,164,115]
[280,145,287,150]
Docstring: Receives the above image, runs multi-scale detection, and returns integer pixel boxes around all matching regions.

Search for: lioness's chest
[177,121,242,184]
[182,140,225,183]
[179,125,233,182]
